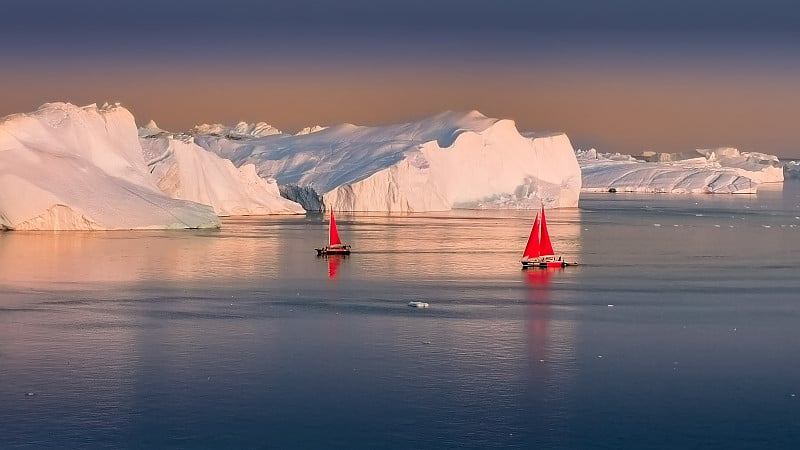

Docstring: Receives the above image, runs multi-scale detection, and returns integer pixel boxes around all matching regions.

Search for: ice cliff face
[577,147,784,194]
[139,132,304,216]
[193,111,582,211]
[0,103,220,230]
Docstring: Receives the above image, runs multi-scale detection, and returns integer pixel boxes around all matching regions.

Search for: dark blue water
[2,183,800,449]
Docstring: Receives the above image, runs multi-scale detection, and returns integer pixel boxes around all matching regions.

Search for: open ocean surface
[2,182,800,449]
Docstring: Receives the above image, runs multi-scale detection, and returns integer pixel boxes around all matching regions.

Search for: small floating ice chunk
[408,301,429,308]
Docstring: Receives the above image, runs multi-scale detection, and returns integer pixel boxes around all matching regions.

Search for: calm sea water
[2,182,800,449]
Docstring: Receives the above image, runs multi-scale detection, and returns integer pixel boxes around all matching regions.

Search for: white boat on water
[408,301,429,308]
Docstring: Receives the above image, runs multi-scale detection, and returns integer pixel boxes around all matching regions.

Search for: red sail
[522,214,541,259]
[539,207,555,256]
[328,209,342,246]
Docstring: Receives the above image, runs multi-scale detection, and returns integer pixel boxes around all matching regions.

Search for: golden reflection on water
[334,209,583,281]
[0,210,583,289]
[0,224,287,289]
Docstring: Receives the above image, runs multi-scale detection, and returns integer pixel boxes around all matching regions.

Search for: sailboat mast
[539,206,555,256]
[329,209,333,246]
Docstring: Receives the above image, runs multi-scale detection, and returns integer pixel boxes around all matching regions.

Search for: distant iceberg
[577,147,784,194]
[190,121,282,139]
[784,160,800,179]
[192,111,582,212]
[0,103,220,231]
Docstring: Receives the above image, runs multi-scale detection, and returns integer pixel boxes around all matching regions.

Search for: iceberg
[139,127,304,216]
[0,103,220,231]
[190,121,282,139]
[784,160,800,179]
[193,111,582,211]
[577,147,784,194]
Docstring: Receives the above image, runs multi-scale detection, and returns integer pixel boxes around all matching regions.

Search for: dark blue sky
[6,1,800,35]
[4,0,799,54]
[3,0,800,156]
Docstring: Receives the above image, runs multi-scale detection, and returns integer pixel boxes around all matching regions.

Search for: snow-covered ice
[139,126,304,216]
[408,301,430,308]
[193,111,582,212]
[577,147,783,194]
[1,104,581,229]
[13,99,787,232]
[0,103,220,230]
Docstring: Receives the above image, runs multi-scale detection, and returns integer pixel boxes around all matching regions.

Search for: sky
[2,0,800,157]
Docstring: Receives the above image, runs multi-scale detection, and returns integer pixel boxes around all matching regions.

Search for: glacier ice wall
[193,111,582,211]
[0,103,220,230]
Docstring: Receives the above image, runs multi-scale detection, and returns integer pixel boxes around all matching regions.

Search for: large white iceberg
[193,111,582,211]
[577,147,783,194]
[139,124,304,216]
[0,103,220,230]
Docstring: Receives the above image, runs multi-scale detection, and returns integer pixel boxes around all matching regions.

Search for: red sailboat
[316,209,351,256]
[521,206,576,268]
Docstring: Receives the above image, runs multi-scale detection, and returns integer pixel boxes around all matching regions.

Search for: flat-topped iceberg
[0,103,220,230]
[577,147,783,194]
[193,111,582,211]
